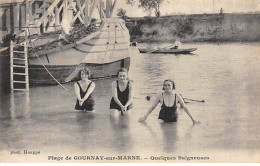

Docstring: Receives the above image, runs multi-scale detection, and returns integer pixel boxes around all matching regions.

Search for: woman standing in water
[139,79,200,124]
[110,68,133,116]
[74,68,95,112]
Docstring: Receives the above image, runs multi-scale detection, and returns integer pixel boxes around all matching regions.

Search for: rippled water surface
[0,43,260,162]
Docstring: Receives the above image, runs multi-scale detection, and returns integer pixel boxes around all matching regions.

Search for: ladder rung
[13,81,27,83]
[12,58,26,61]
[13,89,28,91]
[12,65,26,68]
[12,51,25,53]
[13,73,26,75]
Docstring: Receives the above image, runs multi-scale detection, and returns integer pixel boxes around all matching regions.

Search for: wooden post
[14,4,20,34]
[0,11,2,31]
[10,5,14,33]
[26,0,30,26]
[63,0,67,21]
[99,0,105,18]
[110,0,117,18]
[33,3,41,33]
[1,9,7,31]
[10,41,14,91]
[21,4,26,30]
[84,0,89,24]
[55,6,59,30]
[43,1,47,33]
[106,0,111,18]
[25,0,31,35]
[6,8,10,33]
[24,40,29,90]
[86,0,97,26]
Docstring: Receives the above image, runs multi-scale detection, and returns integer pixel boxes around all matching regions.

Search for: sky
[116,0,260,17]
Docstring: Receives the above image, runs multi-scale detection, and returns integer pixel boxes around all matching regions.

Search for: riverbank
[125,13,260,43]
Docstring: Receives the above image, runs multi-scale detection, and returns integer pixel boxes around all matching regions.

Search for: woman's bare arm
[111,81,124,109]
[139,94,161,122]
[82,82,95,101]
[124,82,133,108]
[176,93,200,124]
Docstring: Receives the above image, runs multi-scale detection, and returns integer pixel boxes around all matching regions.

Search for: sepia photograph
[0,0,259,163]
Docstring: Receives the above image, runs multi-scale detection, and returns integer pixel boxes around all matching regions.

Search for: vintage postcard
[0,0,259,163]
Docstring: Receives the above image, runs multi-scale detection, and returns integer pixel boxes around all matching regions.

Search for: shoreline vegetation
[1,13,260,46]
[124,13,260,43]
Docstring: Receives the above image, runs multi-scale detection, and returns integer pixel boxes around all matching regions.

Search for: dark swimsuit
[75,81,95,111]
[158,93,178,122]
[110,80,133,111]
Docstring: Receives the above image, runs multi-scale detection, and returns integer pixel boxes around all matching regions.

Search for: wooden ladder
[10,41,29,92]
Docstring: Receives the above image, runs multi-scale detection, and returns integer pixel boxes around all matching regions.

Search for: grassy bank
[125,13,260,43]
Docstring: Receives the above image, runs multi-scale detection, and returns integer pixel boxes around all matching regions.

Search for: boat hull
[138,48,196,54]
[0,18,131,89]
[28,57,130,85]
[0,55,130,87]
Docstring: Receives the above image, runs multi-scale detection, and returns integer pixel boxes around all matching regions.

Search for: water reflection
[9,92,15,121]
[75,111,95,125]
[75,111,96,150]
[1,92,31,125]
[139,122,159,139]
[0,91,31,149]
[24,92,31,119]
[160,122,178,153]
[109,114,132,153]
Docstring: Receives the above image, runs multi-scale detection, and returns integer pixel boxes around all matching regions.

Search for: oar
[145,95,205,103]
[146,95,189,104]
[145,44,175,54]
[183,98,205,103]
[179,94,205,103]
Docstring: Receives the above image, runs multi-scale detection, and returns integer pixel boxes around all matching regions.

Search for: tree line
[117,0,166,18]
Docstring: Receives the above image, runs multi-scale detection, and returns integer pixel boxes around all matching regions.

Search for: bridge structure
[0,0,118,36]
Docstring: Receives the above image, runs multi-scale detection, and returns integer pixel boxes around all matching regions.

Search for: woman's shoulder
[89,80,95,85]
[74,81,80,85]
[111,80,117,87]
[128,80,133,86]
[174,92,183,101]
[174,91,181,97]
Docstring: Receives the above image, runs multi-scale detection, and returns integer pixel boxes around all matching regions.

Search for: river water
[0,43,260,162]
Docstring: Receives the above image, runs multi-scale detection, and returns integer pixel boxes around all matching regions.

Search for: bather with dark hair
[74,68,95,112]
[139,79,200,124]
[110,68,133,116]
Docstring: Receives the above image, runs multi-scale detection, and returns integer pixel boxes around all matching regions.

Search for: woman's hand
[192,120,201,124]
[138,116,147,122]
[120,105,126,115]
[79,99,84,106]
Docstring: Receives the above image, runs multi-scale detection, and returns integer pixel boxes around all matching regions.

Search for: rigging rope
[35,54,71,93]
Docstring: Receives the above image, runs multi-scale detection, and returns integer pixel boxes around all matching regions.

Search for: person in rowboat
[74,68,95,112]
[110,68,133,116]
[172,40,182,49]
[139,79,200,124]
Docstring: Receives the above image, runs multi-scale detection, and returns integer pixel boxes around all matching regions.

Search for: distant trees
[138,0,164,17]
[123,0,167,17]
[126,0,135,6]
[117,8,127,18]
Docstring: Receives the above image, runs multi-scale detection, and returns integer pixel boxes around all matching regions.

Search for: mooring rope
[35,54,71,92]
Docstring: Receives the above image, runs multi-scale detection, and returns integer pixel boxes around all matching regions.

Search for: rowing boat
[138,47,197,54]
